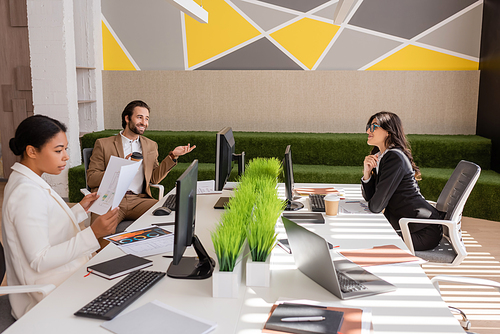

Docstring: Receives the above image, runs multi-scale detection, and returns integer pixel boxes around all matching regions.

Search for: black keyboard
[74,270,165,320]
[309,194,326,212]
[162,194,177,211]
[337,272,367,293]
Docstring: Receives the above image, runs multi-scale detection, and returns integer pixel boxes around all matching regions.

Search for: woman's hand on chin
[363,154,378,180]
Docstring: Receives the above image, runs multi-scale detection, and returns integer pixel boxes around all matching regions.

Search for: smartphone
[277,239,292,254]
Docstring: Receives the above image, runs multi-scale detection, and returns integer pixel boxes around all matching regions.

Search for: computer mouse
[152,207,172,216]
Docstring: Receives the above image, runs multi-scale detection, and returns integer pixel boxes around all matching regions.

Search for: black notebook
[87,254,153,279]
[264,303,343,334]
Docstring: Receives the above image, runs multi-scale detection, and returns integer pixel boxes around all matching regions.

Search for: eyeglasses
[366,123,381,132]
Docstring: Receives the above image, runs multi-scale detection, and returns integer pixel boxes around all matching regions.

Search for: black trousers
[397,224,443,251]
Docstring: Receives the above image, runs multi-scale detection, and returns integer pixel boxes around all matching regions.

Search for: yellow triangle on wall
[102,21,136,71]
[270,18,340,70]
[185,0,261,68]
[367,45,478,71]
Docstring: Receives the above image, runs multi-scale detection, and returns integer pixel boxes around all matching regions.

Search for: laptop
[282,217,396,299]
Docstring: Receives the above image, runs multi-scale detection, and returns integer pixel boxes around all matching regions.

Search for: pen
[152,222,175,226]
[281,316,325,322]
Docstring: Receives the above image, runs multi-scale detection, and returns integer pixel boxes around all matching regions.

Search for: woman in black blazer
[361,111,443,251]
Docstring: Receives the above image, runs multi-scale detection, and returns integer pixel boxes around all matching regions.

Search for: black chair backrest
[82,148,94,192]
[435,160,481,221]
[1,242,6,283]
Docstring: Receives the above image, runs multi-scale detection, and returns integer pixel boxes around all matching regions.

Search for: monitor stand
[232,152,245,176]
[284,199,304,211]
[167,235,215,279]
[214,196,230,209]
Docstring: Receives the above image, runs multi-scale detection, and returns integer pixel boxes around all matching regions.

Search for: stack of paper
[105,226,174,257]
[339,245,426,267]
[339,201,372,214]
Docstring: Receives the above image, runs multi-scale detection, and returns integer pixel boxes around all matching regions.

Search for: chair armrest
[431,275,500,293]
[150,184,164,199]
[80,188,91,196]
[399,218,458,254]
[0,284,56,297]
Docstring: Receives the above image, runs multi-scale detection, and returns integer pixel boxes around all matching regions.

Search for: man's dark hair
[121,100,150,129]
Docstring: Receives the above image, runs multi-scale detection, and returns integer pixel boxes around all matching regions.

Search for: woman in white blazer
[1,115,119,319]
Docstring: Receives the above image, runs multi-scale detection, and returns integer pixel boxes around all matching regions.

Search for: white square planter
[246,255,271,287]
[212,257,243,298]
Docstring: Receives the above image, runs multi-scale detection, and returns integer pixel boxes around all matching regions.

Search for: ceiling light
[165,0,208,24]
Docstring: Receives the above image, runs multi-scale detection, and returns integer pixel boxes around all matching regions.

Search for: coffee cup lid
[324,194,340,201]
[131,152,143,160]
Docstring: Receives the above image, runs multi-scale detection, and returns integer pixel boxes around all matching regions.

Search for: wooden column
[0,0,33,179]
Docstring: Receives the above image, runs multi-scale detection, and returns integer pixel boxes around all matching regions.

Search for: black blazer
[361,149,442,233]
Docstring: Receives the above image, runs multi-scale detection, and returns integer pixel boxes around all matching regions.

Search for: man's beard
[129,122,145,135]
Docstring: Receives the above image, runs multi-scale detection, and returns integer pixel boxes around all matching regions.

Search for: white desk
[4,184,465,334]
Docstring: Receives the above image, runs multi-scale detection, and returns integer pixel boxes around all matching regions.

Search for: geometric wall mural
[101,0,482,71]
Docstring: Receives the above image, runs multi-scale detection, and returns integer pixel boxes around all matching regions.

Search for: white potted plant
[211,177,255,298]
[245,159,285,287]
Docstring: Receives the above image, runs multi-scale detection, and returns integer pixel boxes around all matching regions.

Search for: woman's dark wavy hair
[367,111,421,180]
[9,115,67,158]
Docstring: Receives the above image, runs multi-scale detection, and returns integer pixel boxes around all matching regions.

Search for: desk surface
[5,183,465,334]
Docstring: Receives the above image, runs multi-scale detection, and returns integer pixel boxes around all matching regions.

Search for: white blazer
[1,163,100,319]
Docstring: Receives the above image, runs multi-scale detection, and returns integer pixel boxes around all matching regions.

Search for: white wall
[27,0,104,199]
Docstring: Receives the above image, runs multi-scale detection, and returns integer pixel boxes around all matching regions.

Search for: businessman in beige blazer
[87,100,195,234]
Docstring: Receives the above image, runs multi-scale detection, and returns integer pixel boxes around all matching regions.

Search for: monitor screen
[172,160,198,265]
[284,145,294,202]
[167,160,214,279]
[215,127,235,191]
[283,145,304,211]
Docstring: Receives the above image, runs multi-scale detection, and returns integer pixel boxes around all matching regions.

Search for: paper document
[197,180,222,195]
[339,245,426,267]
[294,187,338,195]
[101,300,217,334]
[339,200,372,214]
[104,226,174,257]
[89,156,141,215]
[223,181,238,190]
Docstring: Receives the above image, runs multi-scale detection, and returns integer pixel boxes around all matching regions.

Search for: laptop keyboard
[337,272,368,293]
[162,194,176,211]
[309,194,326,212]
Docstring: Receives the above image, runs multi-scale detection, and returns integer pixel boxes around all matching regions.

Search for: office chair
[431,275,500,333]
[399,160,481,266]
[0,242,55,332]
[399,161,485,331]
[80,148,165,233]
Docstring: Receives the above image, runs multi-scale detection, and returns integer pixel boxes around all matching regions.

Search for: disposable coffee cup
[324,194,340,216]
[130,152,143,162]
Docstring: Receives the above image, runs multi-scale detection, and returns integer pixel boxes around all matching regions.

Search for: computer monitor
[215,127,245,191]
[283,145,304,211]
[167,160,214,279]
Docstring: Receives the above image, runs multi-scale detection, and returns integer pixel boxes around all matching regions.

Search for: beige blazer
[1,163,100,319]
[87,135,176,198]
